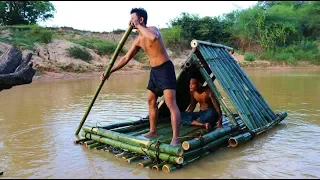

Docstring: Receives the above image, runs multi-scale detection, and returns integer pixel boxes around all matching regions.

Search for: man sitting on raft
[181,77,222,130]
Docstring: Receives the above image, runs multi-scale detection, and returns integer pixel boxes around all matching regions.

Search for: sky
[39,1,257,32]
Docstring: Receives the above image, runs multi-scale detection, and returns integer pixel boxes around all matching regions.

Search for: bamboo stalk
[75,25,134,135]
[83,140,96,147]
[122,152,134,160]
[81,132,183,164]
[137,159,153,168]
[184,135,230,158]
[87,142,102,149]
[228,132,252,148]
[95,145,107,150]
[182,125,237,151]
[252,111,287,135]
[126,156,144,163]
[152,162,167,171]
[100,118,149,130]
[112,123,150,133]
[73,138,88,145]
[82,125,184,156]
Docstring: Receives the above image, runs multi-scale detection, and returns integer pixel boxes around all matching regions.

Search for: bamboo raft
[74,39,287,173]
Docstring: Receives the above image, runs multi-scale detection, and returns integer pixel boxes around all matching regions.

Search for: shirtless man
[101,8,181,146]
[181,78,222,130]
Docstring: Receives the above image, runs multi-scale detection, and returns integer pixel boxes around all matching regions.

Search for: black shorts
[147,60,176,97]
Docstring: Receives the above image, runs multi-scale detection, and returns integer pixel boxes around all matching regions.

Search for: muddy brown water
[0,69,319,178]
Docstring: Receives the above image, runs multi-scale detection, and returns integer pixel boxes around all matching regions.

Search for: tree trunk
[0,47,36,91]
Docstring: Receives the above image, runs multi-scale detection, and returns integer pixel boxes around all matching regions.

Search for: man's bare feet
[170,138,181,146]
[142,131,158,137]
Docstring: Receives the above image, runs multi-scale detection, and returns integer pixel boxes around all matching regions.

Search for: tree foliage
[0,1,55,25]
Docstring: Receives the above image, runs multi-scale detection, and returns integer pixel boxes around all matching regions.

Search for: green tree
[0,1,55,25]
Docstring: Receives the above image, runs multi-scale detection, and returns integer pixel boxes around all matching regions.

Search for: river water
[0,69,319,179]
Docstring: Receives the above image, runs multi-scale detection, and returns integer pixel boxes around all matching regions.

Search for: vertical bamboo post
[75,25,134,135]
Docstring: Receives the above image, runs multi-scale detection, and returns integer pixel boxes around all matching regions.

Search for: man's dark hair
[130,8,148,25]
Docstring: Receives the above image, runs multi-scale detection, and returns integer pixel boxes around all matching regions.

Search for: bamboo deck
[74,39,288,173]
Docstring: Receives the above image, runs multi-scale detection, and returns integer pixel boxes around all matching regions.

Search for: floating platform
[74,39,287,173]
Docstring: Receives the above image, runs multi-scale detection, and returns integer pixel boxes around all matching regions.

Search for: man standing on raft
[101,8,181,146]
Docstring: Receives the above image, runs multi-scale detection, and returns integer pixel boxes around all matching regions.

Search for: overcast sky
[39,1,257,32]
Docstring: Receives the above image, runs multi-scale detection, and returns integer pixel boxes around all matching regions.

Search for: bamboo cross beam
[75,25,134,135]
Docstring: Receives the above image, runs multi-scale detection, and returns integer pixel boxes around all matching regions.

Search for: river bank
[32,65,320,82]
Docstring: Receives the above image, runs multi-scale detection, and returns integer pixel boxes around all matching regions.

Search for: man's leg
[143,90,158,137]
[163,89,181,146]
[190,119,211,130]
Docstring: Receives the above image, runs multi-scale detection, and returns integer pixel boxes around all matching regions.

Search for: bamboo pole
[184,135,230,158]
[101,118,149,130]
[82,125,184,156]
[95,145,107,150]
[87,142,102,149]
[83,140,96,147]
[112,123,150,133]
[81,132,183,164]
[228,132,252,148]
[73,138,88,145]
[126,155,144,163]
[137,159,153,168]
[182,125,237,151]
[190,39,234,53]
[152,162,167,171]
[75,25,134,135]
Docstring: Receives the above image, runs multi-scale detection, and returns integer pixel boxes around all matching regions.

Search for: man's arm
[186,92,197,112]
[109,38,140,74]
[135,24,159,42]
[208,91,222,128]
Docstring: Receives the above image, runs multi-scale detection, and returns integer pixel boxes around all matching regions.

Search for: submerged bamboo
[82,125,183,156]
[152,162,167,171]
[137,159,153,168]
[84,140,96,147]
[73,138,88,145]
[81,132,183,164]
[126,156,144,163]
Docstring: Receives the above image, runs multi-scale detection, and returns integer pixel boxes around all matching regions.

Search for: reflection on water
[0,69,319,178]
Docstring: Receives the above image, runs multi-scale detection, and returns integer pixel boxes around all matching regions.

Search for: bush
[29,25,54,44]
[244,52,256,61]
[66,46,92,62]
[69,38,123,55]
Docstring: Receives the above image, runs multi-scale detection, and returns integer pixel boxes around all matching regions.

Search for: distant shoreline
[32,66,320,82]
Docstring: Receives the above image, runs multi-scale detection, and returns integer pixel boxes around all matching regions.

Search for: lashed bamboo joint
[74,39,287,173]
